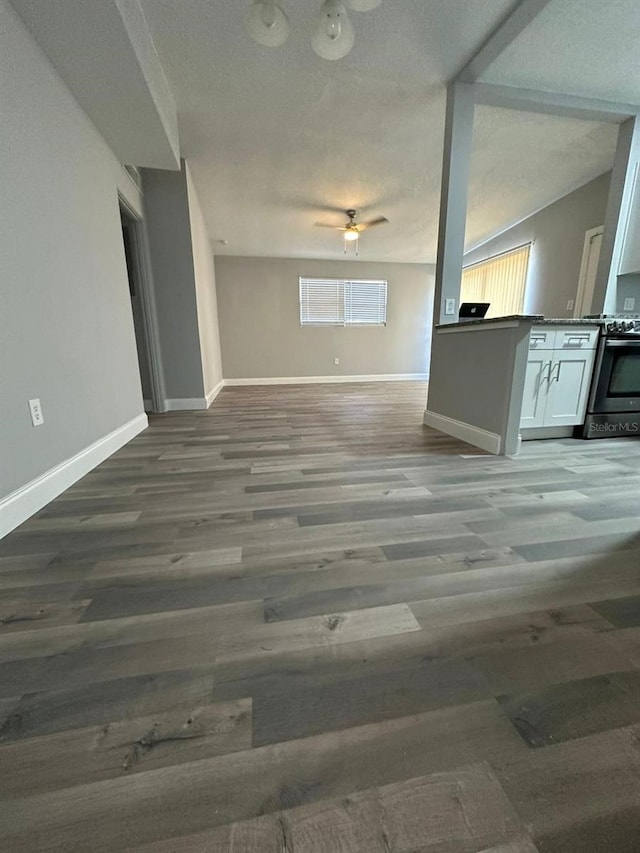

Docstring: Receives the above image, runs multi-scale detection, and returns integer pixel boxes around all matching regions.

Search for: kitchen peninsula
[424,316,602,455]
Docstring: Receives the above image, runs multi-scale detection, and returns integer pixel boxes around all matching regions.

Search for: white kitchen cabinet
[544,350,596,426]
[528,328,555,350]
[620,171,640,275]
[520,327,597,430]
[554,327,600,350]
[521,355,550,428]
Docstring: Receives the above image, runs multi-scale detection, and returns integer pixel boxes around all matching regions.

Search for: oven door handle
[604,339,640,347]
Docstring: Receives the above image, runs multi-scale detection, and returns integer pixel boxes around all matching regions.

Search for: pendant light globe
[246,1,290,47]
[312,0,355,60]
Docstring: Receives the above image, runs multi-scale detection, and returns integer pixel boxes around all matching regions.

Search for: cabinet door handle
[552,362,561,382]
[565,336,589,346]
[542,361,553,383]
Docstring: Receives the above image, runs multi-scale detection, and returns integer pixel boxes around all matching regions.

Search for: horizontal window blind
[345,280,387,325]
[299,278,387,326]
[461,244,531,318]
[299,278,344,325]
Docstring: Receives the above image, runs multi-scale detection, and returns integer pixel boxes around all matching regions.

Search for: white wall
[0,0,145,518]
[186,165,223,397]
[464,172,611,318]
[214,257,434,380]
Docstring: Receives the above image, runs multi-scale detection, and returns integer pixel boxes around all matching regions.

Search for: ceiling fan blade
[357,216,389,231]
[314,222,347,230]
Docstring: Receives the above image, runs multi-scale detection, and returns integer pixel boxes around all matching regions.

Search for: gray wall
[214,257,435,379]
[0,0,144,501]
[616,273,640,313]
[427,327,527,435]
[426,323,532,455]
[186,165,223,396]
[464,172,611,318]
[142,164,206,400]
[142,161,224,403]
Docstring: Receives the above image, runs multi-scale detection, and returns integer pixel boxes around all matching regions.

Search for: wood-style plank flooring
[2,382,640,852]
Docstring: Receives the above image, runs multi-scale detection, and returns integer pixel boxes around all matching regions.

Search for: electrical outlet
[28,398,44,427]
[624,297,636,311]
[444,298,456,316]
[566,299,574,311]
[334,357,340,365]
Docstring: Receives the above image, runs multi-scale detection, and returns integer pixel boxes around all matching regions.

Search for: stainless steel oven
[582,320,640,438]
[590,338,640,412]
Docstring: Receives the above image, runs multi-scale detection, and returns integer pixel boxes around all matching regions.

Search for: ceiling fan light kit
[314,209,389,255]
[344,227,359,254]
[245,0,381,60]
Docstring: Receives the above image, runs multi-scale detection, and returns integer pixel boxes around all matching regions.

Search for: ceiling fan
[315,209,389,254]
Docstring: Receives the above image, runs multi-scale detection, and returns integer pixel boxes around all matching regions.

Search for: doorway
[119,200,163,412]
[575,226,604,317]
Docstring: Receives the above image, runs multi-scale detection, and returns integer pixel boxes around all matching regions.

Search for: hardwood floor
[1,381,640,852]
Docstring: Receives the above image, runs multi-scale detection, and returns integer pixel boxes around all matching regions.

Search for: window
[299,278,387,326]
[461,244,531,318]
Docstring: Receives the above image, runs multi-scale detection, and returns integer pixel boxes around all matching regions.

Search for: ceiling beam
[10,0,180,169]
[433,83,476,326]
[474,83,640,124]
[455,0,552,83]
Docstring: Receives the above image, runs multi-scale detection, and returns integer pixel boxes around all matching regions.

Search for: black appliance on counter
[581,319,640,438]
[459,302,490,320]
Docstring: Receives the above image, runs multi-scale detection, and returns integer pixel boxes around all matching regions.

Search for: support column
[592,114,640,314]
[433,82,476,327]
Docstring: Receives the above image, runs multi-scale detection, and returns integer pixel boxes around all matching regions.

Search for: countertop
[435,315,604,330]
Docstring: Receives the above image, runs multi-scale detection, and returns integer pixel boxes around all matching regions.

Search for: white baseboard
[520,426,575,440]
[0,414,148,540]
[205,379,225,406]
[423,410,501,455]
[224,374,429,387]
[165,397,208,411]
[165,380,225,411]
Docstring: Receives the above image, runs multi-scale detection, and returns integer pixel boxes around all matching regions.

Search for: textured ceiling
[467,107,618,251]
[480,0,640,104]
[139,0,621,262]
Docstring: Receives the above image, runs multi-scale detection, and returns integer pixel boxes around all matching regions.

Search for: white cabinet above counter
[620,168,640,276]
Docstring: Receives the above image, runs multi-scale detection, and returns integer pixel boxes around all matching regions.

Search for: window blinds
[299,278,387,326]
[461,244,531,318]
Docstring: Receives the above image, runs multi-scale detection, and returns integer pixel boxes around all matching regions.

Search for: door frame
[119,193,166,413]
[574,225,604,318]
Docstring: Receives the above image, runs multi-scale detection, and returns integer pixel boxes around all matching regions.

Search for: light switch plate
[28,398,44,427]
[444,298,456,316]
[566,299,574,311]
[623,297,636,311]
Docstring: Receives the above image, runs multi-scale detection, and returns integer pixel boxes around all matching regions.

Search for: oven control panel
[605,319,640,335]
